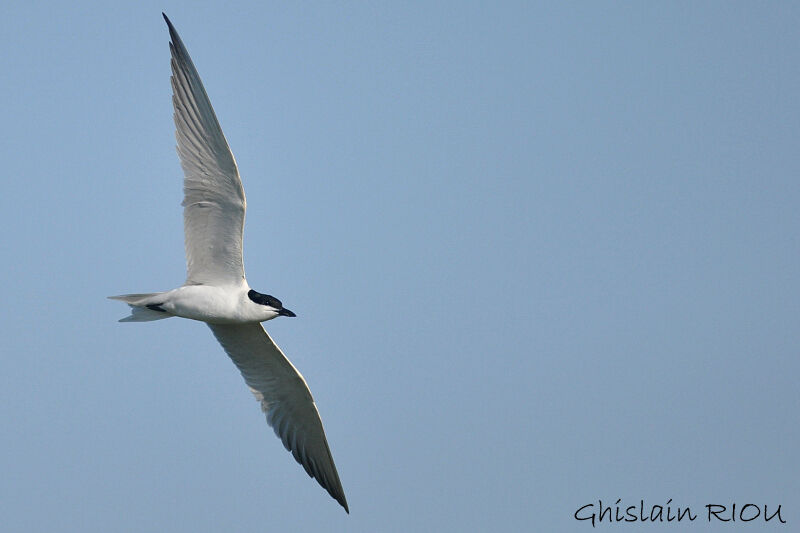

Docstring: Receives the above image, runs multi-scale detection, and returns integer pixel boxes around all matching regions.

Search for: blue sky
[1,2,798,531]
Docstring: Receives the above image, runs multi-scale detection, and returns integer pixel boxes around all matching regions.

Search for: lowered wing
[208,323,349,512]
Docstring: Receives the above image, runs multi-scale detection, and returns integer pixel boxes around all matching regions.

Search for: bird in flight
[109,13,348,513]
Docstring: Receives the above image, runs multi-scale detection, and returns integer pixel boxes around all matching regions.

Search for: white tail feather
[108,292,172,322]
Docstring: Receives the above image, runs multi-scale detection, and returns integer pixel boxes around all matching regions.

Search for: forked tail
[108,292,172,322]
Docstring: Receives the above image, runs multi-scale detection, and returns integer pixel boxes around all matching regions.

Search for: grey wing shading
[208,323,349,513]
[164,14,246,286]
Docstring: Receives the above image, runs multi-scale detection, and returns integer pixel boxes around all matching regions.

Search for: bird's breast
[162,285,249,324]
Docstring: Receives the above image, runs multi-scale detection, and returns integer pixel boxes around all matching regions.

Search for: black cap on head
[248,289,296,317]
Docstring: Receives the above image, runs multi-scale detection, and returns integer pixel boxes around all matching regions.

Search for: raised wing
[164,14,246,286]
[208,323,349,513]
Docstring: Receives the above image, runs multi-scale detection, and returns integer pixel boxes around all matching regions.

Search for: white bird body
[164,284,253,323]
[109,13,348,513]
[116,284,281,324]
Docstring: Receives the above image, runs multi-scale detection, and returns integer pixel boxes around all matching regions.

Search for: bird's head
[247,289,296,321]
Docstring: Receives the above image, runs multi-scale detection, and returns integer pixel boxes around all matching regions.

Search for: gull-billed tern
[109,14,348,513]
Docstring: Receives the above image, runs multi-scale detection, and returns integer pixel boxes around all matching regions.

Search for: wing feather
[208,323,349,513]
[164,14,246,285]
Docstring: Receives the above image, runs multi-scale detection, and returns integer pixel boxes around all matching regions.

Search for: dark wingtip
[162,12,177,39]
[338,494,349,514]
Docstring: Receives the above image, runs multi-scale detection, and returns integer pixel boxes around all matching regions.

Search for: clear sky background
[1,2,798,532]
